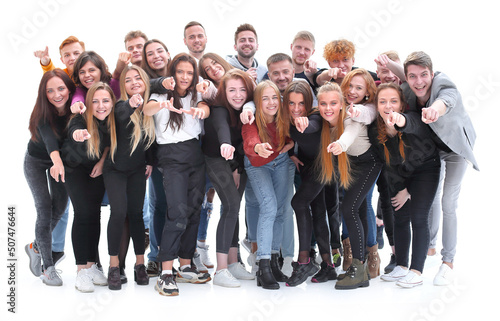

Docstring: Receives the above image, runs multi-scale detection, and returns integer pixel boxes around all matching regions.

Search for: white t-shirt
[150,91,203,144]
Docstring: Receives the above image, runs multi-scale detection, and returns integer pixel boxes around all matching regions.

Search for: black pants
[156,139,205,262]
[205,156,247,254]
[291,163,330,256]
[325,181,341,250]
[342,148,382,262]
[65,165,105,265]
[394,158,441,272]
[376,170,395,247]
[104,166,146,257]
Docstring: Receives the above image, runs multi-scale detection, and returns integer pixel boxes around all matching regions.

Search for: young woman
[143,53,211,296]
[103,65,156,290]
[197,52,235,102]
[283,81,334,286]
[338,68,382,278]
[24,69,75,286]
[202,69,255,287]
[242,80,294,290]
[142,39,171,79]
[61,82,117,292]
[370,83,440,287]
[314,81,382,290]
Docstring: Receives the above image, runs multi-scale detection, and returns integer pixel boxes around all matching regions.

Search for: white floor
[7,159,498,321]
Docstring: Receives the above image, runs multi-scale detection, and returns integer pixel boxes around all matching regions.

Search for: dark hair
[266,53,293,69]
[282,80,314,123]
[198,52,234,85]
[124,30,148,43]
[166,53,199,132]
[72,51,112,88]
[404,51,433,76]
[29,69,75,141]
[141,39,170,78]
[234,23,257,44]
[184,21,205,37]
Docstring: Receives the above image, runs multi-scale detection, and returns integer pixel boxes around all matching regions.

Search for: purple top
[71,78,121,104]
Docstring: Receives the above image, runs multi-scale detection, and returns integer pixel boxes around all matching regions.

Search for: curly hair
[323,39,355,62]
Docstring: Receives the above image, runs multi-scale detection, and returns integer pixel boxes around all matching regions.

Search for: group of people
[24,21,478,296]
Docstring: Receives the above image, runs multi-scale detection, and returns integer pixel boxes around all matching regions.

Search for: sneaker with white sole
[41,266,63,286]
[25,242,42,277]
[281,257,294,278]
[433,263,454,286]
[193,252,208,273]
[241,239,251,253]
[197,245,214,268]
[88,263,108,285]
[247,252,258,275]
[155,274,179,296]
[213,269,240,287]
[228,262,255,280]
[396,270,423,288]
[176,266,211,284]
[381,265,409,282]
[75,269,94,293]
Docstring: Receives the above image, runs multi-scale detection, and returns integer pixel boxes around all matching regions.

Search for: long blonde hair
[315,82,352,188]
[84,82,117,162]
[253,80,289,151]
[119,65,155,155]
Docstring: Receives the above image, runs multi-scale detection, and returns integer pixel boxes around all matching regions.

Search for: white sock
[197,240,206,248]
[161,270,172,276]
[180,265,191,271]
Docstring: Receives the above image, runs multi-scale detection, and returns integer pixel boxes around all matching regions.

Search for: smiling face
[291,38,315,67]
[225,78,248,110]
[124,69,145,97]
[145,42,170,71]
[184,25,207,56]
[328,56,354,79]
[345,74,368,104]
[377,87,403,124]
[234,30,258,59]
[79,61,102,89]
[175,61,194,95]
[318,90,343,127]
[91,89,113,121]
[46,76,70,112]
[261,86,280,122]
[60,42,83,74]
[406,64,434,104]
[201,58,225,83]
[377,63,400,84]
[288,92,306,119]
[126,37,146,65]
[268,60,294,93]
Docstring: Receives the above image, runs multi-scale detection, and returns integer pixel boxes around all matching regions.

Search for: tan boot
[367,244,381,278]
[342,238,352,272]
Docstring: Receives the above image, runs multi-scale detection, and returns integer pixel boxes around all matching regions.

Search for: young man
[290,31,317,89]
[34,36,85,76]
[183,21,207,61]
[125,30,148,66]
[226,23,267,83]
[374,50,402,85]
[385,51,478,285]
[313,38,378,87]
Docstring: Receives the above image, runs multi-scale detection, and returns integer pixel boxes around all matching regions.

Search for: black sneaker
[120,266,128,284]
[384,254,397,274]
[286,259,318,287]
[176,266,211,284]
[155,274,179,296]
[332,252,342,268]
[311,261,337,283]
[108,267,122,290]
[146,261,160,277]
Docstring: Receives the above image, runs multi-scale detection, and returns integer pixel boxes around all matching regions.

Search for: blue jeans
[280,158,296,258]
[244,180,259,243]
[244,153,291,260]
[52,200,70,252]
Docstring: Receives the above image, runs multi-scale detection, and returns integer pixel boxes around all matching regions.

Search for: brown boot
[342,238,353,271]
[367,244,380,278]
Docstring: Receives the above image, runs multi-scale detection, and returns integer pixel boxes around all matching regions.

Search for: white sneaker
[213,269,240,288]
[75,269,94,293]
[281,257,293,277]
[381,266,409,282]
[88,263,108,285]
[396,270,423,288]
[193,252,208,273]
[433,264,454,286]
[241,239,251,253]
[197,245,214,268]
[228,262,255,280]
[247,253,258,275]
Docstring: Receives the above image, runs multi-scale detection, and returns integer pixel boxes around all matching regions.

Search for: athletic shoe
[384,253,397,274]
[281,257,293,277]
[311,261,337,283]
[176,266,211,284]
[146,261,160,277]
[286,259,317,287]
[108,267,121,290]
[396,270,423,288]
[433,264,454,286]
[88,263,108,286]
[228,262,255,280]
[155,274,179,296]
[381,265,408,282]
[197,245,214,268]
[213,269,240,287]
[75,269,94,293]
[193,252,209,273]
[119,267,128,284]
[241,239,251,253]
[247,252,258,275]
[41,266,63,286]
[25,242,42,277]
[134,264,149,285]
[332,252,342,268]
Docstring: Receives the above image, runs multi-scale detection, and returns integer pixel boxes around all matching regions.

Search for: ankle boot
[270,253,288,282]
[342,238,353,271]
[256,259,279,290]
[335,258,369,290]
[367,244,381,279]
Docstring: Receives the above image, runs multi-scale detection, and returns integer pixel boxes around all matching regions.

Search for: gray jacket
[225,55,268,83]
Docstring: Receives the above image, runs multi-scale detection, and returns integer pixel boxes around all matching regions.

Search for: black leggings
[291,164,330,259]
[104,166,146,257]
[342,149,382,262]
[376,170,395,247]
[65,165,105,265]
[205,156,247,254]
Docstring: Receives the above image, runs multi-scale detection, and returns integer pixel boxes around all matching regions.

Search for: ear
[234,44,237,52]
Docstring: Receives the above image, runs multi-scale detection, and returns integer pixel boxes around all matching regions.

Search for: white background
[1,0,499,320]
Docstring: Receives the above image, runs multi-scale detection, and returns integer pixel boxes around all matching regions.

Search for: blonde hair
[315,82,352,188]
[84,82,117,162]
[119,65,155,155]
[253,80,289,151]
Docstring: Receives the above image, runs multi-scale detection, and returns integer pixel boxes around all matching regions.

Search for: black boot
[270,253,288,282]
[256,259,279,290]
